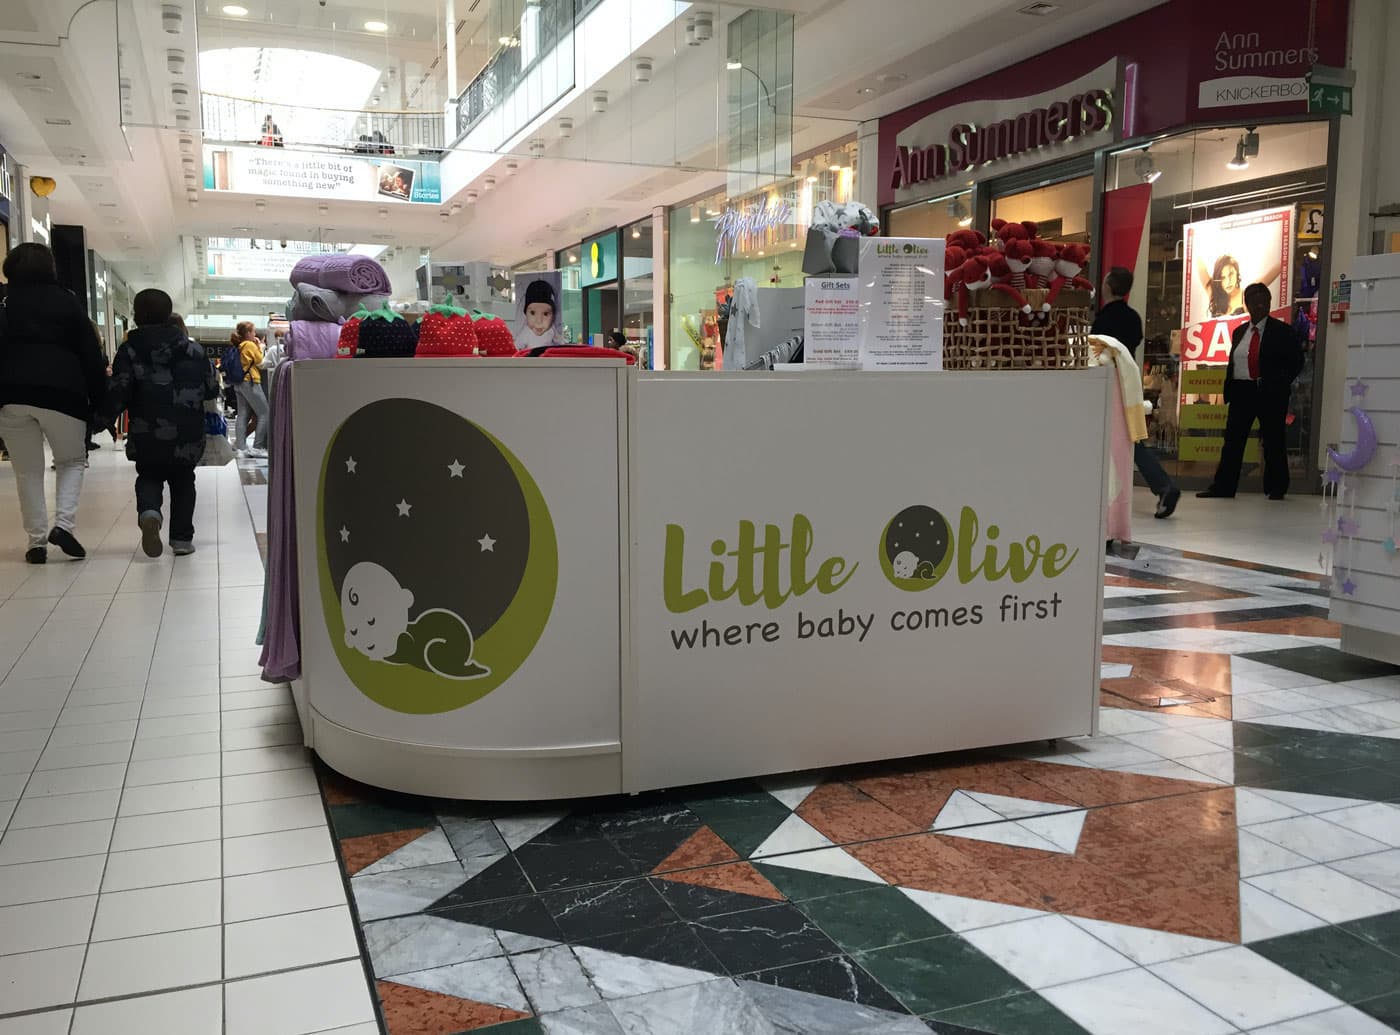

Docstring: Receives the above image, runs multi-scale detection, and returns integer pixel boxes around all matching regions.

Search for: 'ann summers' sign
[891,89,1113,191]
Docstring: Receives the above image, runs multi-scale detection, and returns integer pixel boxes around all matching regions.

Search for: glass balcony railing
[201,92,446,159]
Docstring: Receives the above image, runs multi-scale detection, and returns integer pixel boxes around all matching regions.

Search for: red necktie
[1247,326,1261,380]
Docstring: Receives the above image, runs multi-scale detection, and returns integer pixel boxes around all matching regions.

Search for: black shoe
[1196,489,1234,498]
[1155,487,1181,519]
[48,527,86,559]
[1267,493,1286,501]
[139,510,164,559]
[25,547,46,564]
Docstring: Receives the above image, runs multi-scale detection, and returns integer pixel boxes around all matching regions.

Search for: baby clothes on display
[725,277,760,371]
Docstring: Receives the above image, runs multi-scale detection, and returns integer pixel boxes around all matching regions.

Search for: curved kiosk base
[292,360,1111,800]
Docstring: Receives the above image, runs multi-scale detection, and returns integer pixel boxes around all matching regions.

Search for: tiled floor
[3,446,1400,1035]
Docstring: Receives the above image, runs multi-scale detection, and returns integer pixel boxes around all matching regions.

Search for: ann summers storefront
[877,0,1349,490]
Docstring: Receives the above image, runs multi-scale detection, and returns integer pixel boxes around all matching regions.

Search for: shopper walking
[1197,283,1304,501]
[226,321,269,458]
[0,243,106,563]
[96,289,220,558]
[1092,267,1181,519]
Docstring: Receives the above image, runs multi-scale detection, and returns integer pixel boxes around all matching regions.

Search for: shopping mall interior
[2,0,1400,1032]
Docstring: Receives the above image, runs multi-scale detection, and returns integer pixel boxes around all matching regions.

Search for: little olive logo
[880,505,1080,591]
[903,242,916,254]
[880,505,953,591]
[317,399,557,714]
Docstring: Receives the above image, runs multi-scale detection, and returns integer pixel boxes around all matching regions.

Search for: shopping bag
[200,432,235,467]
[204,411,228,437]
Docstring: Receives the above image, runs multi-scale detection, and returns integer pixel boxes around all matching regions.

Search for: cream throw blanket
[1089,334,1148,443]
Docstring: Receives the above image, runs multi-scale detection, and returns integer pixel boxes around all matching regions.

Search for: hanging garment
[725,277,760,371]
[258,360,301,681]
[1090,335,1140,544]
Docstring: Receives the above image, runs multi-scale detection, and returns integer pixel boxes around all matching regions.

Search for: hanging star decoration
[1341,576,1358,596]
[1350,380,1370,399]
[1338,516,1361,537]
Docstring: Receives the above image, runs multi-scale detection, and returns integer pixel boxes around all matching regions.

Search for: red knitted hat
[472,311,516,356]
[416,300,479,357]
[336,309,368,359]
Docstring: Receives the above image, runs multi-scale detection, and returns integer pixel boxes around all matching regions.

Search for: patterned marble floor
[313,544,1400,1035]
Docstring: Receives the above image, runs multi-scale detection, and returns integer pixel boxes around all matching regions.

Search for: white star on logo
[478,533,496,552]
[448,460,465,478]
[396,500,412,517]
[339,526,350,543]
[345,457,358,474]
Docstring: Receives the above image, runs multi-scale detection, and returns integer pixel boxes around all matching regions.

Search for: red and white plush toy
[1026,240,1058,291]
[954,255,1034,325]
[1046,243,1096,307]
[1003,239,1033,290]
[994,219,1037,252]
[943,243,967,301]
[986,252,1032,316]
[946,229,984,254]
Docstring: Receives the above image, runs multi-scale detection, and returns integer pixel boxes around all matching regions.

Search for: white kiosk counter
[291,360,1112,799]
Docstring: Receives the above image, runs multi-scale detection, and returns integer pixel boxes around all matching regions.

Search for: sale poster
[1180,205,1293,363]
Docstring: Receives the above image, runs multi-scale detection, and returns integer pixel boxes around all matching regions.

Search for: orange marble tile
[657,861,785,901]
[798,784,923,844]
[1021,763,1214,808]
[1101,645,1234,697]
[319,769,368,805]
[849,836,1044,909]
[341,827,432,876]
[1216,617,1342,638]
[651,826,738,875]
[377,981,530,1034]
[1086,879,1242,943]
[1004,854,1139,913]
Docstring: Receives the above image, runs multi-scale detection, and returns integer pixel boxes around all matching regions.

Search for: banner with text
[204,145,442,205]
[1181,206,1293,362]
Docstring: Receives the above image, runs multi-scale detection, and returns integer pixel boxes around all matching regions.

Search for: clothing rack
[744,334,804,371]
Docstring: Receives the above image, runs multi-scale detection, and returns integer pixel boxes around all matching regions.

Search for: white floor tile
[220,745,312,777]
[91,879,221,941]
[221,723,303,751]
[44,720,136,749]
[0,855,106,908]
[899,888,1047,932]
[1317,803,1400,848]
[0,748,42,775]
[117,777,221,816]
[1248,1006,1400,1034]
[129,730,221,761]
[0,945,85,1012]
[100,840,221,893]
[1331,850,1400,898]
[1066,917,1231,966]
[78,926,222,1000]
[35,740,133,771]
[70,985,222,1035]
[0,819,113,865]
[8,788,122,829]
[1246,814,1391,864]
[961,914,1135,988]
[135,713,221,740]
[1040,968,1236,1035]
[1151,946,1343,1029]
[222,767,318,805]
[0,895,97,954]
[110,806,222,852]
[138,694,220,719]
[224,904,360,978]
[124,753,222,787]
[223,861,348,923]
[222,794,325,838]
[223,826,336,876]
[1246,865,1400,924]
[224,959,376,1035]
[0,1009,74,1034]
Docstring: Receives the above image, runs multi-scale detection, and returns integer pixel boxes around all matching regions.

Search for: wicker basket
[943,288,1092,370]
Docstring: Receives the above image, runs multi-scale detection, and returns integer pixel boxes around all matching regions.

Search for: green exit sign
[1309,83,1353,115]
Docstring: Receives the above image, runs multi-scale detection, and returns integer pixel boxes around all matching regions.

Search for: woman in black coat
[0,244,107,563]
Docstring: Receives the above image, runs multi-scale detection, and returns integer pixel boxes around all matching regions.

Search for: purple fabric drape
[286,319,343,361]
[259,360,301,682]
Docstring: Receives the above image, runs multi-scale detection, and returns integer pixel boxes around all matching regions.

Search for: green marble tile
[1238,646,1400,684]
[798,885,950,953]
[1342,910,1400,957]
[329,801,438,840]
[928,991,1090,1035]
[467,1018,544,1034]
[1356,990,1400,1028]
[1250,925,1400,1003]
[856,935,1029,1015]
[684,790,794,858]
[755,862,880,903]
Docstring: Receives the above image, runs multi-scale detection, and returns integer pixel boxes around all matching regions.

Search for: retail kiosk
[290,359,1112,799]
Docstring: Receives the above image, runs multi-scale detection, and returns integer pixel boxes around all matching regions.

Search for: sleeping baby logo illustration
[340,562,490,680]
[881,505,953,591]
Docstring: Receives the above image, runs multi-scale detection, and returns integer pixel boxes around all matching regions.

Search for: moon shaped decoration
[1327,407,1379,473]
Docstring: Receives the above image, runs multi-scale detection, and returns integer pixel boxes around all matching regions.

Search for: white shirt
[1232,318,1268,381]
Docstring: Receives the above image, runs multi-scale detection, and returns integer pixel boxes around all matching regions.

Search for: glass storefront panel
[622,217,654,366]
[668,139,856,370]
[992,175,1094,246]
[887,191,972,239]
[558,243,581,344]
[1105,121,1330,486]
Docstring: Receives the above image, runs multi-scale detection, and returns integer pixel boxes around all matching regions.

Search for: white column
[444,0,459,141]
[855,119,880,216]
[652,205,667,369]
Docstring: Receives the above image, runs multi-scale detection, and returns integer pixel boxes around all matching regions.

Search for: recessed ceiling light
[221,4,248,15]
[365,20,388,32]
[856,87,874,95]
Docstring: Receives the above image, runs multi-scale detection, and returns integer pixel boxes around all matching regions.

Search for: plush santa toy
[1027,240,1058,291]
[994,219,1037,252]
[944,244,967,301]
[954,255,1033,325]
[1046,243,1096,307]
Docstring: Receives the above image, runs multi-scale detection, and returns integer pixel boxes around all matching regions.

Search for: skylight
[199,47,382,143]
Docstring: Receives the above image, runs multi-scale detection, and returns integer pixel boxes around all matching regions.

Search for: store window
[668,138,856,370]
[558,244,581,344]
[622,217,654,366]
[992,174,1094,246]
[887,191,972,239]
[1105,122,1330,486]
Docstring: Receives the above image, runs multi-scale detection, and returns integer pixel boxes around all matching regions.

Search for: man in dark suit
[1197,282,1304,500]
[1092,267,1181,519]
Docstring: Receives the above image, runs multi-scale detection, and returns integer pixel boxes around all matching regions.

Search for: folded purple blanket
[289,254,391,295]
[286,318,344,360]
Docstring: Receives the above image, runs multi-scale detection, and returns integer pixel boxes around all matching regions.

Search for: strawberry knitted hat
[355,303,419,358]
[416,299,479,357]
[472,310,516,356]
[336,307,369,359]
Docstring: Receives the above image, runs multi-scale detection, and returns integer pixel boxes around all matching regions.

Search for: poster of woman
[513,271,564,349]
[1183,206,1293,328]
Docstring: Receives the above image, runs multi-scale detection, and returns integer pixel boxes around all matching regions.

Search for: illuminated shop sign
[714,195,793,263]
[891,90,1113,190]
